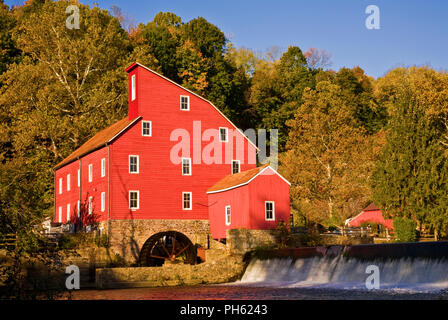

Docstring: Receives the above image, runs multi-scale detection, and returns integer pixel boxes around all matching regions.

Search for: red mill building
[54,62,290,265]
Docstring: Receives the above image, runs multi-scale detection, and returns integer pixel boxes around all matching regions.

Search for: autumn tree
[281,81,374,227]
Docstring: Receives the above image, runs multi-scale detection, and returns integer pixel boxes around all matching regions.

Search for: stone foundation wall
[102,219,210,263]
[226,228,277,254]
[96,254,245,289]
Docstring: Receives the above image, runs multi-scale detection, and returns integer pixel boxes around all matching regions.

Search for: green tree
[0,0,21,76]
[372,67,448,239]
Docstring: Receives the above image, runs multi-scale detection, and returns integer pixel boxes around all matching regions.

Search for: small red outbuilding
[206,164,291,240]
[346,203,393,230]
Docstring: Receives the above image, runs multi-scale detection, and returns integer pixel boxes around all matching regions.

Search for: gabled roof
[206,164,290,194]
[125,62,259,151]
[54,116,141,170]
[363,203,380,212]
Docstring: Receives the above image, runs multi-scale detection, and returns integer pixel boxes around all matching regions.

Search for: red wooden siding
[55,63,259,224]
[207,167,290,239]
[348,209,394,230]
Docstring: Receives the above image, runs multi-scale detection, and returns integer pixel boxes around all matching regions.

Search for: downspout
[78,157,82,231]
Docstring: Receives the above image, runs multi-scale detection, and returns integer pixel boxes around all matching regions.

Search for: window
[142,121,152,136]
[101,192,105,212]
[129,155,139,174]
[182,192,192,210]
[77,200,80,217]
[180,95,190,110]
[219,127,228,142]
[88,197,93,215]
[232,160,240,174]
[101,158,106,177]
[59,178,62,194]
[67,203,71,221]
[88,164,93,182]
[67,174,71,191]
[77,169,80,187]
[131,74,136,101]
[225,205,231,226]
[58,207,62,223]
[182,158,191,176]
[265,201,275,221]
[129,191,139,210]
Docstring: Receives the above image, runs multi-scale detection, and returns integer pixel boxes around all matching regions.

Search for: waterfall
[239,256,448,292]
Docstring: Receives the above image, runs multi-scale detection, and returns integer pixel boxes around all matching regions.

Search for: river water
[70,256,448,300]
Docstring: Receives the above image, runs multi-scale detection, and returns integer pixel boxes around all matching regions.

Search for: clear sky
[5,0,448,78]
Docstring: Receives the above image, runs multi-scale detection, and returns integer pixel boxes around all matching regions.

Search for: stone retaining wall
[95,254,245,289]
[226,228,277,254]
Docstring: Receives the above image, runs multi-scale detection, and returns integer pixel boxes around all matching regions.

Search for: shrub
[393,217,417,242]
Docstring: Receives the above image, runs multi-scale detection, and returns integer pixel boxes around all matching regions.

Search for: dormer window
[131,74,136,101]
[219,127,228,142]
[142,121,152,136]
[180,95,190,111]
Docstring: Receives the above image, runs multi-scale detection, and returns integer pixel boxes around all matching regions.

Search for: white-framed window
[129,155,139,174]
[219,127,228,142]
[77,169,80,187]
[88,196,93,215]
[265,201,275,221]
[58,206,62,223]
[182,158,191,176]
[142,120,152,136]
[131,74,136,101]
[182,192,192,210]
[129,190,139,210]
[67,174,71,191]
[180,95,190,110]
[67,203,71,221]
[101,158,106,177]
[101,192,105,212]
[225,205,231,226]
[88,164,93,182]
[77,200,80,217]
[232,160,240,174]
[59,178,62,194]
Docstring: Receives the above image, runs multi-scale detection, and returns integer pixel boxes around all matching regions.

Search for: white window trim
[59,178,62,194]
[58,206,62,223]
[77,169,80,187]
[77,200,80,217]
[101,158,106,177]
[129,155,139,174]
[88,164,93,183]
[88,196,93,215]
[231,160,240,174]
[131,74,136,101]
[219,127,228,142]
[129,190,140,210]
[67,174,71,191]
[142,120,152,137]
[182,192,192,210]
[225,205,231,226]
[67,203,71,221]
[180,95,190,111]
[101,192,105,212]
[182,157,192,176]
[265,201,275,221]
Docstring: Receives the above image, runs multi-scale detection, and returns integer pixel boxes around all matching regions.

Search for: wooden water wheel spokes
[139,231,197,266]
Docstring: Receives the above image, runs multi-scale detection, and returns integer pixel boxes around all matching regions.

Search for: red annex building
[346,203,393,230]
[54,62,290,264]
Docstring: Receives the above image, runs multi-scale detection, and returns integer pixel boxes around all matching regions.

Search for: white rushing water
[239,257,448,293]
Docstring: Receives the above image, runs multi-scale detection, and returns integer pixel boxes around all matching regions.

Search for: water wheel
[138,231,197,266]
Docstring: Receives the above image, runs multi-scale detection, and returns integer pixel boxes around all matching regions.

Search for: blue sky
[5,0,448,78]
